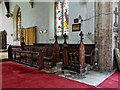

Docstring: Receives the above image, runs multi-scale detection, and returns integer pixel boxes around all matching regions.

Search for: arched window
[16,8,21,40]
[55,0,69,36]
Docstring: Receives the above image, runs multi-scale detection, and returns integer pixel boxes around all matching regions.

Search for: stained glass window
[55,0,69,36]
[16,8,21,40]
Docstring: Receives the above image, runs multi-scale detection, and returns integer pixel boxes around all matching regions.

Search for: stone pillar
[95,2,113,71]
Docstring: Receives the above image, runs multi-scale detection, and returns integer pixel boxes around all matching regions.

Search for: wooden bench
[59,33,95,66]
[62,32,86,73]
[8,45,21,60]
[59,44,95,65]
[62,33,95,73]
[8,35,60,69]
[8,45,44,69]
[33,35,60,66]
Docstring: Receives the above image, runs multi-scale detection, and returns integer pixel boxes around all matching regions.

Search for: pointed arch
[13,5,21,41]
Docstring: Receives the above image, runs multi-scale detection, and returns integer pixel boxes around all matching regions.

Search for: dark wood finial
[54,34,58,43]
[21,36,25,50]
[21,37,25,43]
[79,31,84,42]
[63,33,67,44]
[21,29,25,43]
[21,35,25,43]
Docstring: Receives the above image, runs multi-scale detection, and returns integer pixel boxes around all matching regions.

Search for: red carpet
[97,71,120,88]
[1,61,120,89]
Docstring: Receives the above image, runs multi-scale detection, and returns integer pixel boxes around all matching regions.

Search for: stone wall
[95,2,113,71]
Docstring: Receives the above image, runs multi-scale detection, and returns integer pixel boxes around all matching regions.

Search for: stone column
[95,2,113,71]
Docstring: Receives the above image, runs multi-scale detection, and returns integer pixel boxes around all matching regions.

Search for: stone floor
[0,50,8,61]
[41,65,115,86]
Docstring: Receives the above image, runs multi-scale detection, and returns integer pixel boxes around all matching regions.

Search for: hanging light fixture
[4,1,13,18]
[29,0,34,8]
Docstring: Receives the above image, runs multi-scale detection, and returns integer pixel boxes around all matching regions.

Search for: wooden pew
[8,34,60,70]
[62,32,86,73]
[59,43,95,65]
[8,45,58,69]
[8,45,21,60]
[62,46,80,72]
[30,35,60,66]
[61,34,95,65]
[9,35,60,69]
[62,32,95,73]
[8,44,44,69]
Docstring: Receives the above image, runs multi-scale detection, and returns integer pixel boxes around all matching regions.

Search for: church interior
[0,0,120,89]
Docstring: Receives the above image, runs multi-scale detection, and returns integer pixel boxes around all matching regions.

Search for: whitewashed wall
[10,2,50,44]
[0,3,2,30]
[1,2,14,45]
[1,1,95,45]
[68,2,95,44]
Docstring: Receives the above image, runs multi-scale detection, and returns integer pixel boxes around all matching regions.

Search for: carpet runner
[1,61,120,89]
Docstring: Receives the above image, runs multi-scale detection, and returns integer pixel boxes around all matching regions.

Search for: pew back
[21,43,60,67]
[63,46,80,72]
[62,43,95,73]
